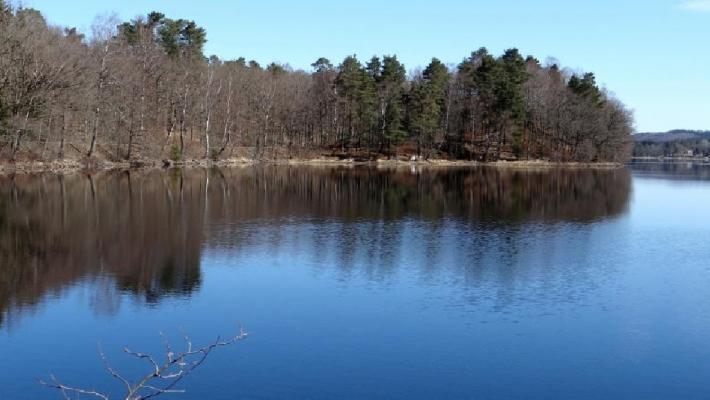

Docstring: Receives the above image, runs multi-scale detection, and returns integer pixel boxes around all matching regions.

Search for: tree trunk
[218,77,233,157]
[179,83,189,155]
[58,112,66,160]
[11,110,31,160]
[203,70,220,159]
[88,43,110,158]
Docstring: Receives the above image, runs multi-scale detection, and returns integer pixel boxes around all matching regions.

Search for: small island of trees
[0,3,634,165]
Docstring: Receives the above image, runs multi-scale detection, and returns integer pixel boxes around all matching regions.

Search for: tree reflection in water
[0,166,631,327]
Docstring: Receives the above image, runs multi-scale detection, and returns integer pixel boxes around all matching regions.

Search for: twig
[41,326,248,400]
[39,374,110,400]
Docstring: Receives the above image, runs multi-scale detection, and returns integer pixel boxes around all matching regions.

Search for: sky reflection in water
[1,165,709,399]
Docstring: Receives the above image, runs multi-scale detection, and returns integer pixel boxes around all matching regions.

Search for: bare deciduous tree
[40,327,248,400]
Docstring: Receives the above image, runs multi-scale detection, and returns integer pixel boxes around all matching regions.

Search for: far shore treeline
[0,4,633,164]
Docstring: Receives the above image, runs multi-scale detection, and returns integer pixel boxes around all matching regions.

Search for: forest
[633,130,710,158]
[0,3,634,164]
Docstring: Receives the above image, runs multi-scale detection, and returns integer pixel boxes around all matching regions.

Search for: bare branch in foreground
[40,326,248,400]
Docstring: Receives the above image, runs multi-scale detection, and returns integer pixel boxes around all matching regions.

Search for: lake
[1,163,709,399]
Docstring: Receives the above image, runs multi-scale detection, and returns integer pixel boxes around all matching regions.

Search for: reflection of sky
[205,218,628,315]
[2,175,710,399]
[630,176,710,229]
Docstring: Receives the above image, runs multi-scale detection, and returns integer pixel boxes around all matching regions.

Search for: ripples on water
[0,164,709,399]
[0,166,630,321]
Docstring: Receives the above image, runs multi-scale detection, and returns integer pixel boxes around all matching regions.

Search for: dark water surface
[1,164,709,399]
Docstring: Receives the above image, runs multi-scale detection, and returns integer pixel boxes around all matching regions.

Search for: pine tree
[375,55,407,153]
[423,58,451,136]
[408,80,440,157]
[497,48,527,156]
[337,55,376,150]
[569,72,604,107]
[157,19,207,60]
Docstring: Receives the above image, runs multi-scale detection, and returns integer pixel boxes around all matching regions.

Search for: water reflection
[206,166,630,223]
[0,171,204,327]
[0,166,631,327]
[630,161,710,180]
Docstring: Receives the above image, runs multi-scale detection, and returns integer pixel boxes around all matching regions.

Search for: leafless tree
[40,327,248,400]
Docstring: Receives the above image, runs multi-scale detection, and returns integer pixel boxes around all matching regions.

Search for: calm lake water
[1,163,709,399]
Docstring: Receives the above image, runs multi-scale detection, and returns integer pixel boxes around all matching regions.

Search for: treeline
[0,4,633,163]
[634,139,710,158]
[633,130,710,158]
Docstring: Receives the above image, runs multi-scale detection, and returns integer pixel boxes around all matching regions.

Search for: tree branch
[41,326,248,400]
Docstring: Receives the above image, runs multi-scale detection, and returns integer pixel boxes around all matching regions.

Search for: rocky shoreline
[0,157,625,175]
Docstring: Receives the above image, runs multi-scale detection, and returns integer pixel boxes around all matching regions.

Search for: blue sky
[19,0,710,132]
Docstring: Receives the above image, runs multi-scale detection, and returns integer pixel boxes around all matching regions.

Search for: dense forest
[0,3,633,164]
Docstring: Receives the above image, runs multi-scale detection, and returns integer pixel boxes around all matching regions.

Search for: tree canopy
[0,6,633,163]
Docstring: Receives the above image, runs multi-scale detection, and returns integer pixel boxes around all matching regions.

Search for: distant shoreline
[0,158,625,175]
[631,156,710,162]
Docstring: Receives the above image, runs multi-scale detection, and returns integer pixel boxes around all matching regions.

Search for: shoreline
[631,156,710,162]
[0,158,625,175]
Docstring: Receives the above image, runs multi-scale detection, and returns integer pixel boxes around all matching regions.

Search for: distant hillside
[633,130,710,143]
[633,130,710,157]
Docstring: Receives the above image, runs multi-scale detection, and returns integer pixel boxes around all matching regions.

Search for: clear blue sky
[19,0,710,132]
